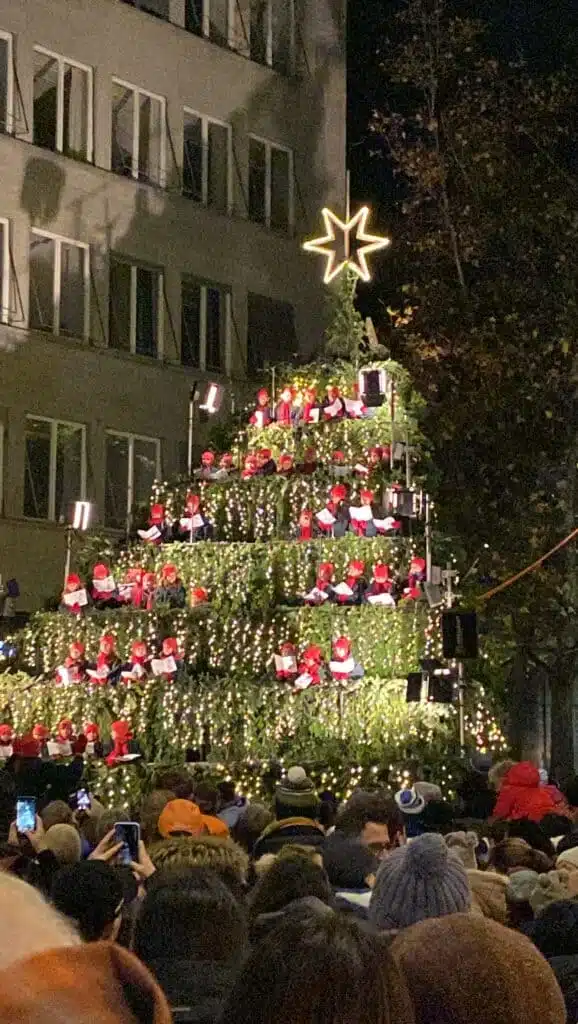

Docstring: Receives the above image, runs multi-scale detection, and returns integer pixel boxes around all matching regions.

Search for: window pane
[111,82,134,176]
[181,280,201,367]
[139,0,170,18]
[55,423,83,522]
[206,286,222,371]
[138,93,162,184]
[209,0,228,44]
[208,122,228,212]
[63,63,89,160]
[109,260,132,351]
[271,0,291,73]
[0,222,5,317]
[60,243,86,337]
[33,51,58,151]
[247,292,296,372]
[135,266,158,357]
[185,0,203,34]
[183,114,203,201]
[29,234,55,332]
[250,0,268,62]
[133,438,158,507]
[0,38,9,132]
[24,418,51,519]
[249,139,266,224]
[105,434,129,529]
[271,146,290,232]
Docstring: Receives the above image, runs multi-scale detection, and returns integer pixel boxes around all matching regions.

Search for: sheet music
[151,656,177,676]
[63,588,88,607]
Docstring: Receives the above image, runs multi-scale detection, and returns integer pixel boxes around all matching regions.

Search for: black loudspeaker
[359,369,385,408]
[406,670,456,703]
[442,610,479,659]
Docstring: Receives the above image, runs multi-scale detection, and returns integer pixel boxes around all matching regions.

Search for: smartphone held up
[114,821,140,865]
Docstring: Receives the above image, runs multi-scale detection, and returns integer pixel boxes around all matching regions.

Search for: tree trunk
[507,655,545,764]
[549,660,575,780]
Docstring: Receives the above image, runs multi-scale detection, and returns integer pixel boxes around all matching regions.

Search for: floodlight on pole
[64,500,93,585]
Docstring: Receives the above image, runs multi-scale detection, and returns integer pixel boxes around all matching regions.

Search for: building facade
[0,0,346,609]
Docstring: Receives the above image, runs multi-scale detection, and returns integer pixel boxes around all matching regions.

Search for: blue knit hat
[369,832,471,930]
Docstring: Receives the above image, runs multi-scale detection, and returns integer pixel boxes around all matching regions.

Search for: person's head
[562,776,578,815]
[369,832,471,931]
[139,790,174,844]
[155,769,194,800]
[218,780,237,807]
[555,830,578,859]
[133,866,248,967]
[221,902,415,1024]
[467,869,509,925]
[506,819,556,859]
[335,791,404,858]
[488,759,515,792]
[150,835,248,901]
[275,767,320,822]
[94,808,127,844]
[194,782,219,815]
[51,861,124,942]
[232,803,274,854]
[392,914,565,1024]
[44,824,82,866]
[539,814,573,840]
[40,800,73,832]
[249,848,333,923]
[322,834,378,890]
[444,831,478,869]
[0,873,79,969]
[530,899,578,958]
[506,869,540,926]
[491,837,552,875]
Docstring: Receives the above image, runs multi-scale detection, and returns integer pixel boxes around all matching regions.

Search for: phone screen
[75,789,91,811]
[114,822,140,865]
[16,798,36,833]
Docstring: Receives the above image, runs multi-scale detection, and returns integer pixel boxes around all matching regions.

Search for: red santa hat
[330,483,348,503]
[0,724,14,743]
[32,724,50,741]
[57,718,74,739]
[93,563,110,580]
[99,633,116,652]
[201,451,215,466]
[333,636,351,659]
[131,639,148,658]
[360,488,374,503]
[373,563,391,583]
[69,641,85,657]
[304,386,317,400]
[127,566,144,583]
[326,383,340,396]
[161,563,178,581]
[299,509,313,524]
[368,446,382,460]
[13,735,40,758]
[162,637,179,656]
[150,504,165,524]
[244,454,257,470]
[185,492,200,512]
[410,557,426,574]
[258,448,272,461]
[191,587,208,603]
[279,453,294,469]
[302,645,323,665]
[111,720,132,741]
[332,451,345,464]
[143,571,157,587]
[220,453,233,467]
[317,562,334,582]
[65,573,81,589]
[280,385,296,401]
[280,641,297,656]
[84,722,100,741]
[348,560,365,577]
[257,388,270,403]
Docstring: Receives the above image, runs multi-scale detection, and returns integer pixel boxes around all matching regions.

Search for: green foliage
[325,270,368,361]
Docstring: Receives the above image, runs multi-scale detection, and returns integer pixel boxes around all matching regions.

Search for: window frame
[0,217,10,325]
[0,30,14,134]
[250,0,295,71]
[105,429,161,529]
[29,227,90,340]
[182,107,233,214]
[111,76,167,187]
[32,45,93,161]
[181,276,231,373]
[248,133,294,232]
[109,255,164,359]
[23,414,87,522]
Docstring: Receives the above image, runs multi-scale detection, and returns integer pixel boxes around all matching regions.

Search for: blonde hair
[488,760,516,792]
[0,873,79,969]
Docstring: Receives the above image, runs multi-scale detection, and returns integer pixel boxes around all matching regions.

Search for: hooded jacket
[252,817,325,860]
[492,762,558,822]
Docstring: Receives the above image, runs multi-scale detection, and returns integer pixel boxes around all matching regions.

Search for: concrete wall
[0,0,346,609]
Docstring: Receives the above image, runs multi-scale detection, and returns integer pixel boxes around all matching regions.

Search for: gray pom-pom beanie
[369,832,471,931]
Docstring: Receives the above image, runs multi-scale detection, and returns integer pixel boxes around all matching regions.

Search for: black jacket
[147,958,240,1024]
[5,756,84,808]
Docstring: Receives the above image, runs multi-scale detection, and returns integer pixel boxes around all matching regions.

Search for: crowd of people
[1,754,578,1023]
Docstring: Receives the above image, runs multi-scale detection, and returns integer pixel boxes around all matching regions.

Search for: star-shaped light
[303,206,391,284]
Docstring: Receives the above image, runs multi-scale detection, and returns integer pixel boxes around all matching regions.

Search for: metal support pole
[405,416,411,489]
[458,661,466,753]
[425,495,432,583]
[63,527,73,587]
[187,389,195,477]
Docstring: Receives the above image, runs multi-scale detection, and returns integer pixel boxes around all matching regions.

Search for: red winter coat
[492,761,557,822]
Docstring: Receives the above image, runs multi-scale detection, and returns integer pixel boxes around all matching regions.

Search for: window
[120,0,170,18]
[0,219,9,324]
[183,110,231,213]
[181,278,229,371]
[111,79,165,186]
[185,0,230,46]
[249,137,293,233]
[247,292,296,372]
[105,432,160,529]
[33,47,92,161]
[250,0,293,72]
[24,416,86,521]
[0,31,13,133]
[109,257,163,358]
[29,230,89,338]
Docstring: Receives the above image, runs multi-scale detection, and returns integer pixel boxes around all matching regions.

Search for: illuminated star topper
[303,206,391,284]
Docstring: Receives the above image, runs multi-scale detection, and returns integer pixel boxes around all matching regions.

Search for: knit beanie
[369,832,471,931]
[467,869,508,925]
[322,834,378,889]
[392,914,566,1024]
[51,862,124,941]
[276,766,319,813]
[506,869,540,904]
[414,781,443,804]
[556,845,578,871]
[529,870,571,915]
[44,824,82,865]
[445,831,478,870]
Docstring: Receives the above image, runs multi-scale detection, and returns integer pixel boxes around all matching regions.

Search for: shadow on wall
[20,157,66,224]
